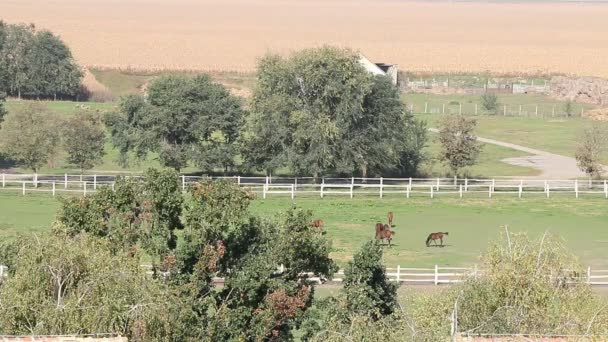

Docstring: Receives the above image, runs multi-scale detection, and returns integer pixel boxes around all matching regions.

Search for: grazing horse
[375,223,396,247]
[387,211,394,227]
[425,232,449,247]
[312,219,324,229]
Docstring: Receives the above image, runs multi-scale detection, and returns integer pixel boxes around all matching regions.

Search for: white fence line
[3,264,606,286]
[1,174,607,200]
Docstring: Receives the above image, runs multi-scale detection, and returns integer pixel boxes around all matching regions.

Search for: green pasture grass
[1,193,607,268]
[4,100,115,116]
[416,112,608,164]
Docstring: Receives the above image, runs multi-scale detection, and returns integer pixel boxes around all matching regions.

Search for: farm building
[359,54,398,85]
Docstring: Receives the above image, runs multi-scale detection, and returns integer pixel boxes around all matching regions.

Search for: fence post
[436,178,440,191]
[430,185,434,199]
[379,177,383,198]
[459,103,462,115]
[459,184,463,198]
[406,183,410,198]
[237,176,241,185]
[434,265,439,285]
[320,183,324,198]
[350,184,354,199]
[263,183,267,199]
[575,179,579,199]
[518,180,523,198]
[111,182,115,191]
[424,102,428,113]
[22,181,25,196]
[83,182,87,196]
[503,105,506,116]
[181,175,186,191]
[535,105,538,117]
[464,178,468,192]
[581,108,584,117]
[1,173,4,188]
[93,174,97,190]
[604,180,607,199]
[546,182,550,198]
[396,265,401,282]
[475,103,478,115]
[52,182,56,197]
[519,105,522,116]
[442,103,445,114]
[587,266,592,283]
[291,184,294,200]
[33,173,38,188]
[64,173,68,189]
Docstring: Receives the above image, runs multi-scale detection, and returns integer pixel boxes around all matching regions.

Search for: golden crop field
[1,0,608,76]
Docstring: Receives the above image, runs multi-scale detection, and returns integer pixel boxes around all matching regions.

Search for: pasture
[2,0,608,77]
[1,193,606,269]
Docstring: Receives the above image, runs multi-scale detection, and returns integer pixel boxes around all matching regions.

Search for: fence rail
[4,264,605,286]
[1,174,607,200]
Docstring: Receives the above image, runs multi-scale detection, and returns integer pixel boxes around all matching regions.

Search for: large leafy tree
[56,168,184,262]
[0,233,182,340]
[105,74,244,171]
[243,47,426,177]
[0,23,81,99]
[0,103,62,172]
[63,112,106,173]
[437,114,482,175]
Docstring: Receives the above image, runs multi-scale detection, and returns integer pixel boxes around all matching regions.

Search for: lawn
[2,193,606,269]
[415,112,608,164]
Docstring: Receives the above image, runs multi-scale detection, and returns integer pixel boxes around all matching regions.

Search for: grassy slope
[3,193,607,268]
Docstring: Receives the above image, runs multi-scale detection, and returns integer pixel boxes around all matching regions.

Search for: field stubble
[1,0,608,76]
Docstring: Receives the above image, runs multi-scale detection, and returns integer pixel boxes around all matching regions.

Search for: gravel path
[428,128,590,179]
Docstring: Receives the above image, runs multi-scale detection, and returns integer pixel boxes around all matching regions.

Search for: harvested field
[1,0,608,76]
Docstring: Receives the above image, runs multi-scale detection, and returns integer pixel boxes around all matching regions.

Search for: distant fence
[407,102,587,117]
[6,264,606,286]
[1,174,607,200]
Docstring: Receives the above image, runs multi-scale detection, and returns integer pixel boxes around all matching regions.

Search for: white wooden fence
[3,264,606,286]
[1,174,607,200]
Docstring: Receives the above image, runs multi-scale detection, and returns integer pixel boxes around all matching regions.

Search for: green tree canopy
[105,74,244,171]
[63,112,106,173]
[242,46,426,177]
[0,22,82,99]
[0,103,61,172]
[437,114,482,175]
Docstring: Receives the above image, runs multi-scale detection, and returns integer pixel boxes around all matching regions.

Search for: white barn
[359,54,398,86]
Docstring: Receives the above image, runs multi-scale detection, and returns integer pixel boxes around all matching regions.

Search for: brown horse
[312,219,324,229]
[387,211,394,227]
[426,232,449,247]
[375,223,396,247]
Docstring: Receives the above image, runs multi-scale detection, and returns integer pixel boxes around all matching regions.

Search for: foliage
[243,47,426,177]
[0,92,6,122]
[0,233,173,340]
[564,100,574,117]
[55,168,183,261]
[437,114,482,175]
[480,92,499,113]
[105,74,244,171]
[575,126,606,178]
[0,103,62,172]
[63,112,106,172]
[173,180,337,340]
[0,21,82,99]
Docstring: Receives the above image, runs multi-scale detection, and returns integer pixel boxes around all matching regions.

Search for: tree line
[0,172,606,341]
[0,21,83,100]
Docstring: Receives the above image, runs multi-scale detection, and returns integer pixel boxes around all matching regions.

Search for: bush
[481,92,499,113]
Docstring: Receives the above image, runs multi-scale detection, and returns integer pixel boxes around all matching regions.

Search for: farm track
[429,128,593,178]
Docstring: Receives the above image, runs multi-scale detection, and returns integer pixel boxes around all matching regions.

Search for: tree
[0,91,7,123]
[0,23,82,99]
[437,114,482,175]
[575,126,606,178]
[63,112,106,173]
[105,75,244,171]
[480,92,499,113]
[243,47,426,178]
[0,233,182,340]
[0,103,61,172]
[564,100,574,117]
[56,168,184,262]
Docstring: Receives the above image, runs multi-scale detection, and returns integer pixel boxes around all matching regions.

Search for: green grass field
[2,193,606,269]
